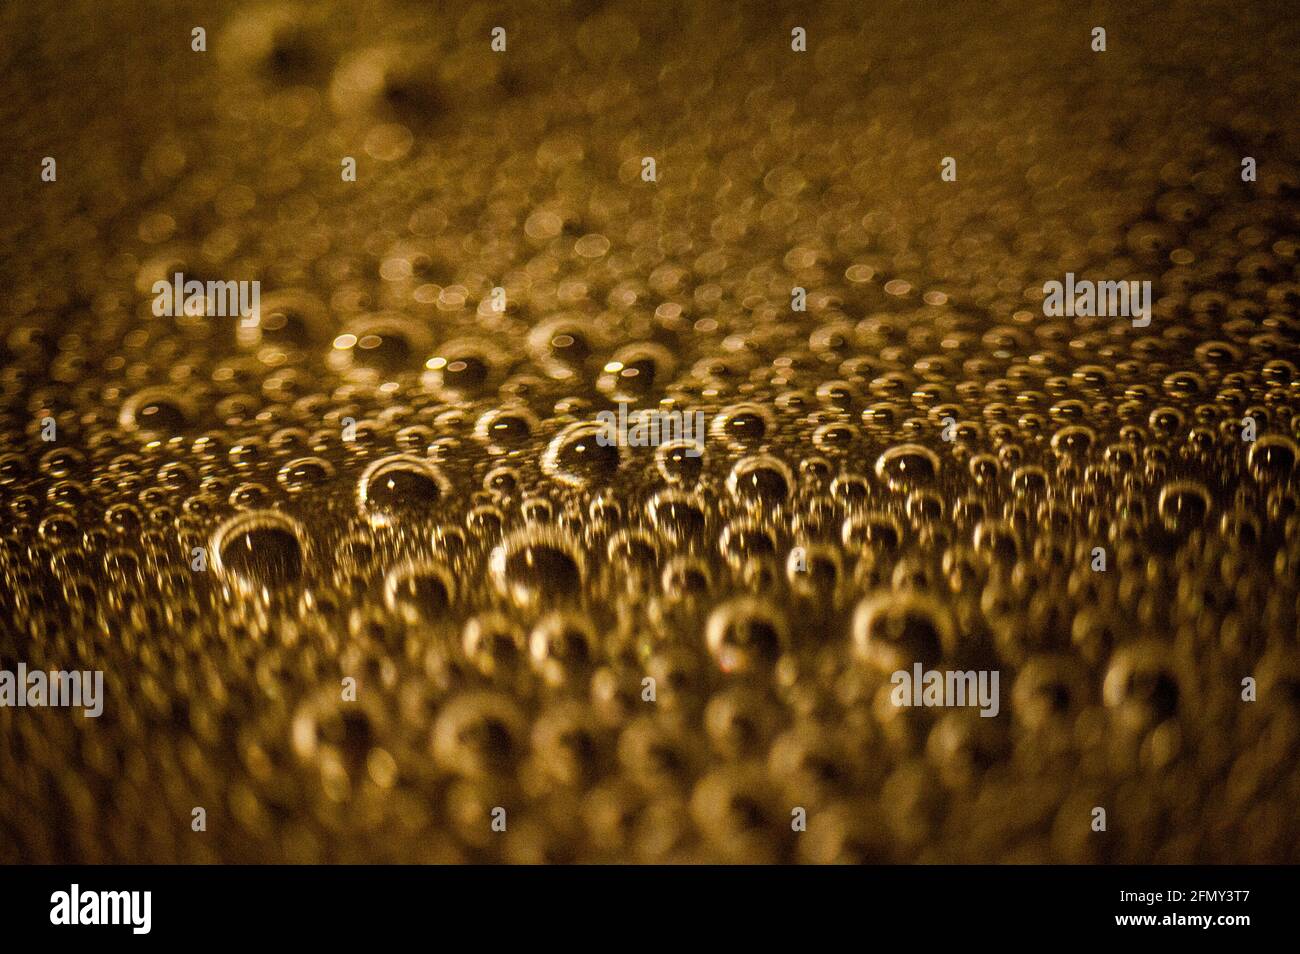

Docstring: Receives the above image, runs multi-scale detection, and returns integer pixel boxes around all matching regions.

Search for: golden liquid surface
[1,0,1298,862]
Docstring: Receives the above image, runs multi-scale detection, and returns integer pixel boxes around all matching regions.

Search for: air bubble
[210,510,308,592]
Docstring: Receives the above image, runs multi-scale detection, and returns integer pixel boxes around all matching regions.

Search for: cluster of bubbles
[1,0,1298,862]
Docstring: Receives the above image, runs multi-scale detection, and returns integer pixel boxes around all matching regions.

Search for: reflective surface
[1,0,1298,863]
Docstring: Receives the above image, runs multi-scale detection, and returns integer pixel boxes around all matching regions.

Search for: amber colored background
[1,1,1298,863]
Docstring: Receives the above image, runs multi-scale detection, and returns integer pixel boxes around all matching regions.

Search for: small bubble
[542,422,621,488]
[726,455,793,507]
[705,597,789,674]
[383,559,455,622]
[120,387,194,437]
[1248,434,1297,483]
[1157,480,1212,533]
[210,510,307,591]
[489,529,585,609]
[277,456,335,493]
[357,454,450,526]
[874,443,941,493]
